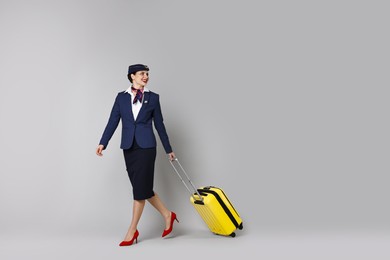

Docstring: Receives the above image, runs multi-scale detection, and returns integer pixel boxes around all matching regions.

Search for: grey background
[1,0,389,259]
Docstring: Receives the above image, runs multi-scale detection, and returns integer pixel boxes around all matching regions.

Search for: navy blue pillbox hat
[128,64,149,75]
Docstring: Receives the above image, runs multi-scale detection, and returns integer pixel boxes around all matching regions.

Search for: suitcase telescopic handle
[169,158,204,203]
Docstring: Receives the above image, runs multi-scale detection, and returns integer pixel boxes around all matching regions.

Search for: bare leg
[147,193,172,229]
[124,199,145,241]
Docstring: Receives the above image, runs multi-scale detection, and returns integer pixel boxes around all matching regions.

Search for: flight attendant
[96,64,178,246]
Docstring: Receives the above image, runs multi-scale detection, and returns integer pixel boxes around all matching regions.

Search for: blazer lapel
[124,92,135,122]
[135,92,150,122]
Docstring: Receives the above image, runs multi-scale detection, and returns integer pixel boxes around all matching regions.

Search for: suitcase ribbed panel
[191,193,236,236]
[196,204,227,235]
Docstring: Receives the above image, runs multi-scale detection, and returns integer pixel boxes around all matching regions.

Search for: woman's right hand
[96,145,104,156]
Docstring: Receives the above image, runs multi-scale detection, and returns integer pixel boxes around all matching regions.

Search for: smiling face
[131,70,149,88]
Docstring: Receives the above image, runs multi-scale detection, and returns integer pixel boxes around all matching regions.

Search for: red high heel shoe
[162,212,179,237]
[119,230,139,246]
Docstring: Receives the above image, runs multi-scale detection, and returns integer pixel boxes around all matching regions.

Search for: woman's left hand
[168,152,176,161]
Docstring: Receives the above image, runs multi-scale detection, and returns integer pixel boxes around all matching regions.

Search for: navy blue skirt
[123,139,156,200]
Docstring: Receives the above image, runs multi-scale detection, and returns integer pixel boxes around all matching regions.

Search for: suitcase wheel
[238,223,243,230]
[230,232,236,238]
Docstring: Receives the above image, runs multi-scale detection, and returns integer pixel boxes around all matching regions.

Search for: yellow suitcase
[170,158,243,237]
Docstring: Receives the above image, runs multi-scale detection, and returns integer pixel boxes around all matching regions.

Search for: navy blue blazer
[99,90,173,153]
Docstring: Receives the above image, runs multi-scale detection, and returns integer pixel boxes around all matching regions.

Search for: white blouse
[125,86,150,120]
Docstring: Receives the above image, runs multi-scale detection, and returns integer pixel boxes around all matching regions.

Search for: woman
[96,64,178,247]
